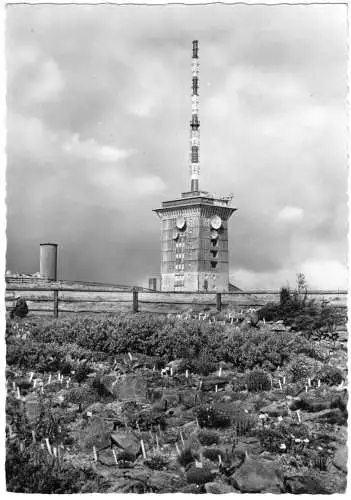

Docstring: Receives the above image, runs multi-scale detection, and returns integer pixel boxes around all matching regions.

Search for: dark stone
[230,456,285,493]
[110,430,141,456]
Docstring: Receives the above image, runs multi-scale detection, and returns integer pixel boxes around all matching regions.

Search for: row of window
[176,253,185,260]
[175,263,185,271]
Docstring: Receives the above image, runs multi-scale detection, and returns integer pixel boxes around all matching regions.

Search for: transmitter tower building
[153,41,237,292]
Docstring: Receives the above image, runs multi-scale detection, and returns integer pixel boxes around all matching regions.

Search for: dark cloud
[6,3,348,289]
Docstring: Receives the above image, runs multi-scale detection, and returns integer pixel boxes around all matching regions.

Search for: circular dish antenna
[172,230,179,240]
[210,215,222,230]
[176,216,186,230]
[210,230,219,240]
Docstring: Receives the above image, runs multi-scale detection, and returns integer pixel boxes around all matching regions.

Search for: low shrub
[310,452,331,471]
[253,422,310,454]
[288,354,315,383]
[232,409,255,436]
[91,377,113,399]
[186,465,216,485]
[6,442,107,493]
[202,448,225,462]
[74,363,92,384]
[195,404,231,429]
[188,348,217,376]
[65,386,96,406]
[246,370,271,392]
[144,454,169,470]
[197,429,220,446]
[116,450,136,467]
[317,366,343,386]
[177,448,199,468]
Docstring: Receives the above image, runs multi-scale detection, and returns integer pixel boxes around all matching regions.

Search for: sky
[5,2,348,290]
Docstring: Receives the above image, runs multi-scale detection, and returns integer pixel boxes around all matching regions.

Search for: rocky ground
[5,310,348,494]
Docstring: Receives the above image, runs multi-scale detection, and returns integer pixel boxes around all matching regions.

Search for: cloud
[26,58,65,103]
[232,259,348,291]
[5,4,347,288]
[62,133,134,163]
[7,112,58,161]
[277,206,304,223]
[300,259,348,290]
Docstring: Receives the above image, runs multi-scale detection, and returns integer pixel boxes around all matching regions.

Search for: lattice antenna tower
[190,40,200,192]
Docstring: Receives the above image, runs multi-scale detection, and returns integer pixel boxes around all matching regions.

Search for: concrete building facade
[154,191,236,292]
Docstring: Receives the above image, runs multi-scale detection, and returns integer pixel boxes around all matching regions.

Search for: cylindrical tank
[149,277,157,290]
[40,243,58,281]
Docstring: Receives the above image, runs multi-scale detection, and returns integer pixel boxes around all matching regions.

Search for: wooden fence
[5,283,348,317]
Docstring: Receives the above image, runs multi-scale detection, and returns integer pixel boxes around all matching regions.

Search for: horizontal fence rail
[5,284,348,318]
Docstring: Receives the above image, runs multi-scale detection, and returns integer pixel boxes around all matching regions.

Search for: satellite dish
[210,230,219,240]
[172,230,179,240]
[176,216,186,230]
[210,215,222,230]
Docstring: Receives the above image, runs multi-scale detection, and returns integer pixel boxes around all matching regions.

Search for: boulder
[202,376,229,392]
[186,465,216,485]
[97,448,119,467]
[148,471,186,493]
[166,359,184,374]
[302,408,346,425]
[110,430,141,457]
[289,394,340,413]
[285,472,347,494]
[79,416,112,452]
[25,394,44,424]
[259,401,289,418]
[230,456,285,493]
[333,445,348,473]
[205,481,236,493]
[235,436,262,455]
[113,375,148,401]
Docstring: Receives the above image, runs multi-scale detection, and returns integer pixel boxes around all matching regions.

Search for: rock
[110,430,141,456]
[25,394,44,423]
[285,472,347,494]
[166,359,184,374]
[178,389,197,408]
[289,394,338,413]
[230,456,285,493]
[148,470,186,493]
[205,481,236,493]
[259,402,289,417]
[285,475,328,494]
[113,375,148,401]
[235,436,262,455]
[180,483,204,493]
[98,448,119,467]
[80,416,112,452]
[302,408,346,425]
[180,420,198,438]
[202,376,229,391]
[186,465,216,485]
[165,406,185,418]
[333,445,347,473]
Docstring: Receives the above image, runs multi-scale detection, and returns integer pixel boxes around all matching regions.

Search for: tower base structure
[154,190,236,292]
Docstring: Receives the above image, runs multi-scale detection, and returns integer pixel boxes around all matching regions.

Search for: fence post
[216,292,222,312]
[53,290,59,318]
[133,288,139,313]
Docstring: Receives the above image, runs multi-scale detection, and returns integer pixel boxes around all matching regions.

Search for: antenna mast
[190,40,200,192]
